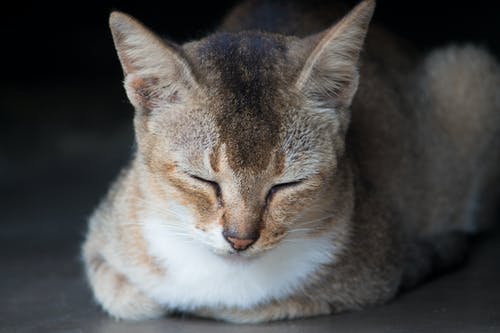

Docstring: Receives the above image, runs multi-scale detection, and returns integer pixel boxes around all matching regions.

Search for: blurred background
[1,0,500,267]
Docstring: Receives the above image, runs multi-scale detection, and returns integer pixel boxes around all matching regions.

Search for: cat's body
[82,0,500,323]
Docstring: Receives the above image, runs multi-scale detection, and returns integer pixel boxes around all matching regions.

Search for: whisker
[119,222,193,238]
[129,197,187,217]
[133,204,185,220]
[296,213,336,226]
[287,227,317,233]
[282,238,308,244]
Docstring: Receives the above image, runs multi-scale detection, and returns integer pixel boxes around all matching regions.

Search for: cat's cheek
[159,186,221,236]
[258,225,288,250]
[194,210,224,234]
[161,177,218,217]
[267,194,307,221]
[202,224,233,253]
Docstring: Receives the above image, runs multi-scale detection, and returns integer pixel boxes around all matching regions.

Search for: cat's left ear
[109,12,198,114]
[295,0,375,109]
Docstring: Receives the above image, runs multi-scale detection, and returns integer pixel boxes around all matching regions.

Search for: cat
[82,0,500,323]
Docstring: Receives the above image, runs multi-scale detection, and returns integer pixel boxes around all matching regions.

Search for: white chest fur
[140,216,337,310]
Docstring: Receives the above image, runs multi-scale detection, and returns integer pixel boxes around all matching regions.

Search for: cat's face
[109,2,372,257]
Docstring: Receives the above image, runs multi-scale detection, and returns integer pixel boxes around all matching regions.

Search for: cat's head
[110,0,374,258]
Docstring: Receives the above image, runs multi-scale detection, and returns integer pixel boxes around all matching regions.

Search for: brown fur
[82,0,500,323]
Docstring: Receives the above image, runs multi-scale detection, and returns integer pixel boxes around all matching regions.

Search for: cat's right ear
[109,12,198,114]
[295,0,375,110]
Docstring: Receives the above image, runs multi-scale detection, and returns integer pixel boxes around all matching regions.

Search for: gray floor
[1,84,500,332]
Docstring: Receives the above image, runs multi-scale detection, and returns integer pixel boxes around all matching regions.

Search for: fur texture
[82,0,500,323]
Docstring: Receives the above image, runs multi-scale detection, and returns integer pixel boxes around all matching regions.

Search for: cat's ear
[295,0,375,108]
[109,12,198,114]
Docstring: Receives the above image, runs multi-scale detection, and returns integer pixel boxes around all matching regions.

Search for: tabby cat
[82,0,500,323]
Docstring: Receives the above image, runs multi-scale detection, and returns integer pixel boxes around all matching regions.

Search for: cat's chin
[215,251,263,264]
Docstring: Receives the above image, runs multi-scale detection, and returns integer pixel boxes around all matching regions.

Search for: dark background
[1,0,500,248]
[4,0,500,83]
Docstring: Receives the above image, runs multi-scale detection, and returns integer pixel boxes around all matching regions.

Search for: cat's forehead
[185,32,302,172]
[194,31,293,80]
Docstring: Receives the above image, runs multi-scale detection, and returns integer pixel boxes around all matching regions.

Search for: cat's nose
[223,230,259,251]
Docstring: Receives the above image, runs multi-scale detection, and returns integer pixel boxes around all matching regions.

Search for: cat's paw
[86,256,166,320]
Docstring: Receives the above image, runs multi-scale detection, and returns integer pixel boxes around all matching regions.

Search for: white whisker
[297,213,336,226]
[130,196,187,217]
[119,221,194,241]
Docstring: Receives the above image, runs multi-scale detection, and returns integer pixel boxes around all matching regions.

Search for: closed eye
[266,180,303,203]
[189,175,222,199]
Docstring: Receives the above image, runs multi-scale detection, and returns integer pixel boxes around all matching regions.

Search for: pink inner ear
[120,54,136,74]
[129,76,160,112]
[128,75,183,113]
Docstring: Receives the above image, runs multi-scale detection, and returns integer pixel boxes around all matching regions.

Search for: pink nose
[225,237,256,251]
[223,230,259,251]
